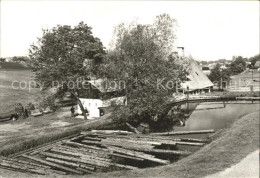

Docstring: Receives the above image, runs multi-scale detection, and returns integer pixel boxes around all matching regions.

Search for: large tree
[100,15,186,124]
[29,22,106,119]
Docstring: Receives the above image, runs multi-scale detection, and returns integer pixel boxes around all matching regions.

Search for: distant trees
[12,56,30,63]
[229,56,247,75]
[249,54,260,67]
[0,58,6,63]
[208,63,230,89]
[29,22,106,119]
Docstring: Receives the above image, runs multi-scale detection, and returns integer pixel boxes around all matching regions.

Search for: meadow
[0,69,40,116]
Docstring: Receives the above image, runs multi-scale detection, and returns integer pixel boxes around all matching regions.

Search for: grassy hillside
[0,70,39,116]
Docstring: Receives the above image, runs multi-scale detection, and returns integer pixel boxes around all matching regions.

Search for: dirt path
[206,150,259,178]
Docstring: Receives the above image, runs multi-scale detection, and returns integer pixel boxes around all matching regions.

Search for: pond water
[134,100,260,134]
[173,101,260,132]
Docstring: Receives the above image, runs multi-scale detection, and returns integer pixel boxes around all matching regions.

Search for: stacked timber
[2,129,213,175]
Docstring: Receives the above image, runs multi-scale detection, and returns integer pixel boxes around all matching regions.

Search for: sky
[0,1,259,61]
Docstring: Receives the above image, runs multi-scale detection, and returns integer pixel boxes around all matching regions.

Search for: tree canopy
[100,14,186,123]
[29,22,106,119]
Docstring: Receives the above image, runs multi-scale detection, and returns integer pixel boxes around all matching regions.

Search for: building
[201,66,210,76]
[181,58,213,94]
[229,69,260,92]
[254,61,260,71]
[78,79,126,118]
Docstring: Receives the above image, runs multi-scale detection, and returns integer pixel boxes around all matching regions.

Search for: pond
[173,101,260,132]
[134,100,260,134]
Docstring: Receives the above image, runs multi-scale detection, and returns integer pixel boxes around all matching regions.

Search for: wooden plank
[149,129,215,136]
[21,155,84,175]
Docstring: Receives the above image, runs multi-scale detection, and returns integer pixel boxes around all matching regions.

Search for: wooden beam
[149,129,215,136]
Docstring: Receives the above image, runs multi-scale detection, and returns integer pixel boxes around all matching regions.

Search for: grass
[0,69,39,116]
[0,113,113,157]
[92,111,259,178]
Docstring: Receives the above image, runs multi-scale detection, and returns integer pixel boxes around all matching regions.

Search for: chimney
[177,47,184,57]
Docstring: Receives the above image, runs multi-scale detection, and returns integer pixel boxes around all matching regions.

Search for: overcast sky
[0,1,259,61]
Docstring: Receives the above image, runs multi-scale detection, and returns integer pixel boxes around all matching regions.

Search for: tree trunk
[71,91,88,120]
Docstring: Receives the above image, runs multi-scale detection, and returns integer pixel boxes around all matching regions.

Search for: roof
[254,61,260,68]
[181,58,213,91]
[230,69,260,80]
[87,79,118,93]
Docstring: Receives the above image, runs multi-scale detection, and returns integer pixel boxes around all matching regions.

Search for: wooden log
[82,137,102,141]
[174,141,205,146]
[90,130,133,135]
[46,157,95,172]
[63,141,109,152]
[50,148,112,162]
[179,137,209,143]
[104,137,175,146]
[116,145,191,155]
[3,157,51,169]
[21,154,84,175]
[108,146,155,159]
[53,145,109,159]
[108,146,169,165]
[126,123,140,134]
[110,162,139,170]
[109,152,144,161]
[40,152,110,168]
[43,151,137,170]
[0,160,47,175]
[46,157,79,167]
[101,140,155,150]
[29,143,61,156]
[81,132,208,143]
[149,129,215,136]
[208,129,223,139]
[76,167,93,174]
[81,140,102,146]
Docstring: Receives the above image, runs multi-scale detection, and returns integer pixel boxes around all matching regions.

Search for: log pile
[0,129,214,175]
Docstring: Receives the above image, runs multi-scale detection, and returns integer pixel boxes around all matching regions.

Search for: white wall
[78,96,126,119]
[78,98,103,118]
